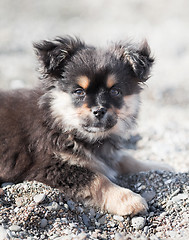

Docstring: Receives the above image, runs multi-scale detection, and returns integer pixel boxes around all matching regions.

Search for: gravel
[0,172,188,239]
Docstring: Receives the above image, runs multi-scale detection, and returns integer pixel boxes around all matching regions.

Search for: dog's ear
[33,36,85,78]
[114,40,154,82]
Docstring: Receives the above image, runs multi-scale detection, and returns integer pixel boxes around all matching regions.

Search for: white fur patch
[50,90,80,131]
[113,94,140,138]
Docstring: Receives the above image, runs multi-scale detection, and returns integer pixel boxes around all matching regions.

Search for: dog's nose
[92,107,107,120]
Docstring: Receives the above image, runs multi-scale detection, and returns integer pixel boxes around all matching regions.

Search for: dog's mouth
[82,118,117,133]
[83,125,107,133]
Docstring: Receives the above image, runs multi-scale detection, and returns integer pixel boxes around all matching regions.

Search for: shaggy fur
[0,36,169,215]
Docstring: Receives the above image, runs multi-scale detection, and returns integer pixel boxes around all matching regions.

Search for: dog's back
[0,89,42,183]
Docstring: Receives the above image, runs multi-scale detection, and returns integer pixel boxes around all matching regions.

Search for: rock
[9,224,21,232]
[164,179,173,184]
[64,203,69,210]
[95,221,101,227]
[143,226,149,235]
[82,214,91,227]
[166,200,173,207]
[131,216,146,230]
[98,215,106,225]
[69,222,77,228]
[89,208,96,217]
[67,200,75,211]
[14,207,20,213]
[40,218,48,228]
[33,194,46,204]
[160,212,168,218]
[55,235,72,240]
[15,197,24,207]
[63,229,72,235]
[114,232,126,240]
[113,215,124,221]
[141,191,156,202]
[77,206,84,213]
[170,188,180,198]
[172,193,188,202]
[137,185,146,191]
[77,231,88,240]
[0,225,9,239]
[91,229,100,238]
[109,221,116,227]
[47,201,60,211]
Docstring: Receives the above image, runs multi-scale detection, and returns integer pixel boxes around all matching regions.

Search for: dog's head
[34,37,154,141]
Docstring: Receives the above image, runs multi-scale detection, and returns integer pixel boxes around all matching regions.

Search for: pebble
[141,191,156,202]
[109,221,116,227]
[47,201,60,211]
[113,215,124,221]
[166,200,173,207]
[143,226,149,235]
[15,197,24,207]
[33,193,46,204]
[160,212,168,218]
[77,206,84,213]
[170,188,180,198]
[114,232,126,240]
[137,184,146,191]
[131,217,146,230]
[9,224,21,232]
[98,215,106,224]
[164,179,173,184]
[67,200,75,211]
[89,208,96,218]
[77,232,88,239]
[172,193,188,202]
[40,218,48,228]
[82,214,91,227]
[95,221,101,227]
[0,225,9,239]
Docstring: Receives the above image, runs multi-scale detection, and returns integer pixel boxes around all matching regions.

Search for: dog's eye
[109,88,122,97]
[74,88,86,97]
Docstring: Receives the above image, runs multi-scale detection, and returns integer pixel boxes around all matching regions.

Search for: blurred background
[0,0,188,170]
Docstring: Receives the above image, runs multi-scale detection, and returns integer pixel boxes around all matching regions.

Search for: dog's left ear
[115,40,154,82]
[33,36,85,78]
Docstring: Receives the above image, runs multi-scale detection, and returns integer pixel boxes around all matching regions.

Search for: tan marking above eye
[77,76,90,90]
[106,74,117,89]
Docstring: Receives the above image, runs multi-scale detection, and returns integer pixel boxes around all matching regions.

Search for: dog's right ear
[113,40,154,82]
[33,36,85,78]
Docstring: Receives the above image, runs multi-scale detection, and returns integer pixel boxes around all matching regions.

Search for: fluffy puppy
[0,37,168,215]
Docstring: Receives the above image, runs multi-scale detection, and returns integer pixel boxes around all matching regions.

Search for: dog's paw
[104,186,148,216]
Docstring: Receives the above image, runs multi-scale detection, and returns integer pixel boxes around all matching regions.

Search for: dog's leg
[82,174,148,216]
[114,150,174,174]
[32,162,147,216]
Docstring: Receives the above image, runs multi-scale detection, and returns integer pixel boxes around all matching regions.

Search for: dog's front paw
[104,186,148,216]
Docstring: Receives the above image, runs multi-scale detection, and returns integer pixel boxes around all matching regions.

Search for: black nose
[92,107,107,120]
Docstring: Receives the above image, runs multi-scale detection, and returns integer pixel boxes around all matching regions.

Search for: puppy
[0,37,168,216]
